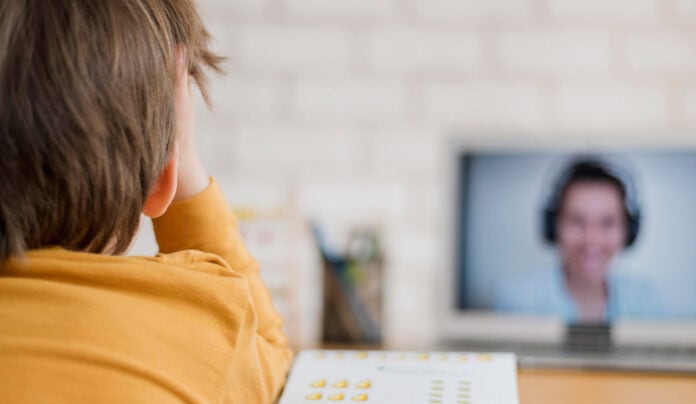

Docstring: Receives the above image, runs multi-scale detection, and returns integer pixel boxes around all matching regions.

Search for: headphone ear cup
[625,212,640,247]
[543,208,557,244]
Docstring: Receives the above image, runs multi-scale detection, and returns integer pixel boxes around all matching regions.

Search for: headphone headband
[542,157,641,248]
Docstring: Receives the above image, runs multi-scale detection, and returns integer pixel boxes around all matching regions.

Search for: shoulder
[499,268,558,294]
[609,271,655,298]
[608,270,661,318]
[13,248,251,307]
[493,268,561,310]
[148,249,236,276]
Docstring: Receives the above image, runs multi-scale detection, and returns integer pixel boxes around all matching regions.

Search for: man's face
[557,181,627,283]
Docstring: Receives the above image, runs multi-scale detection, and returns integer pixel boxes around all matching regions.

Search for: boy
[0,1,292,402]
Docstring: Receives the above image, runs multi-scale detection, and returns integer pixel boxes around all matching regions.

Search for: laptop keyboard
[442,339,696,373]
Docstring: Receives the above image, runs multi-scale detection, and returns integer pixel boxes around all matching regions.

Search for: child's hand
[173,47,209,201]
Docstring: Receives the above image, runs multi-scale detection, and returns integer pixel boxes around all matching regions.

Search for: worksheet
[279,350,519,404]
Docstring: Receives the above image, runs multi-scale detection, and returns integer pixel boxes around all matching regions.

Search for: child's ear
[142,142,179,218]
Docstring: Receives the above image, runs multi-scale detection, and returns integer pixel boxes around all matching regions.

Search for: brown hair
[0,0,223,262]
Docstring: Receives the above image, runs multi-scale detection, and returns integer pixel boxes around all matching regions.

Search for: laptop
[439,143,696,373]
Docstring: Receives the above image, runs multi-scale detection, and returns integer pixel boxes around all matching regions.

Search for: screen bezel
[438,133,696,348]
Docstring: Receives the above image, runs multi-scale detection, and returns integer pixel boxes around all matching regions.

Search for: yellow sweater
[0,180,293,403]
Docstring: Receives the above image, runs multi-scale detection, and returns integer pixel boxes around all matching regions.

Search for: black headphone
[542,158,641,248]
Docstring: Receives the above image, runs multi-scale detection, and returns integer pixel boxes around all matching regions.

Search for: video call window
[455,151,696,323]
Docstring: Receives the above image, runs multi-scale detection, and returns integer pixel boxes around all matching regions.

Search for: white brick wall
[292,78,406,124]
[424,81,547,129]
[368,127,439,181]
[498,31,612,76]
[206,75,279,121]
[547,0,662,21]
[684,87,696,126]
[412,0,531,23]
[673,0,696,20]
[365,28,481,74]
[235,25,352,73]
[129,0,696,350]
[223,125,367,181]
[624,33,696,75]
[381,260,439,348]
[556,82,668,130]
[298,181,408,225]
[201,0,270,18]
[282,0,397,20]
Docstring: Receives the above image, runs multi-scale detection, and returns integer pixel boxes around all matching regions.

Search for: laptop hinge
[564,323,613,352]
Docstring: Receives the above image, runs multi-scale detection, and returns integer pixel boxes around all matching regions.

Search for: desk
[518,369,696,403]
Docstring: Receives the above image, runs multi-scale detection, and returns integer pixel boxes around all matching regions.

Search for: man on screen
[494,159,660,322]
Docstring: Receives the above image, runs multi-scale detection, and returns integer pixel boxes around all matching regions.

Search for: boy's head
[0,0,222,261]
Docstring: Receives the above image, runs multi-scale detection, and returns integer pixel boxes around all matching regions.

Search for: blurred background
[131,0,696,351]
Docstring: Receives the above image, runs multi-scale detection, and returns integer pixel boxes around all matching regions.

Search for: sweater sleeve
[152,178,293,402]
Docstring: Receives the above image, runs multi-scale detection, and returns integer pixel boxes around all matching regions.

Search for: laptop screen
[455,151,696,323]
